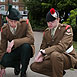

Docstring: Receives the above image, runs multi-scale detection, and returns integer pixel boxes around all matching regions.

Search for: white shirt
[51,26,58,37]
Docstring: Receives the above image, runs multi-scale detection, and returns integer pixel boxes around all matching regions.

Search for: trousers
[0,43,33,73]
[30,51,76,77]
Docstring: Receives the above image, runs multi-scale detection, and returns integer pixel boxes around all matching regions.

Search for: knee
[21,43,32,52]
[30,62,40,72]
[1,56,8,67]
[50,52,62,61]
[30,62,37,72]
[21,43,33,57]
[21,43,31,49]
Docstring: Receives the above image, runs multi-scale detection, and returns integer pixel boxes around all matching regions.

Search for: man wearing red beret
[30,8,77,77]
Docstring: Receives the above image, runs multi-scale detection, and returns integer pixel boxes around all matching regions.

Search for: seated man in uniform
[0,5,35,77]
[30,8,77,77]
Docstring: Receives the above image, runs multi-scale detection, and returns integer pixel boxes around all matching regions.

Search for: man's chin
[49,27,53,29]
[11,26,16,28]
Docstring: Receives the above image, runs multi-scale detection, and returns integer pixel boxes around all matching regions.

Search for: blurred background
[0,0,77,46]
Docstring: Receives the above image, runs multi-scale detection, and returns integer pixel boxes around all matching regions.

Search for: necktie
[13,28,16,34]
[51,29,54,37]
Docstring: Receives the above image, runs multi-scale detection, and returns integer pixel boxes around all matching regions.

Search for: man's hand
[6,40,14,53]
[35,52,44,62]
[0,68,5,77]
[6,47,11,53]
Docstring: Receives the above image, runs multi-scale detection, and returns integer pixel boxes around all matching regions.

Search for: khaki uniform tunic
[0,19,35,61]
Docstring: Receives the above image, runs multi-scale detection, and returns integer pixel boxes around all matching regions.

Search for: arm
[14,22,34,48]
[1,28,7,52]
[0,25,14,53]
[35,32,47,62]
[40,32,47,49]
[0,27,7,57]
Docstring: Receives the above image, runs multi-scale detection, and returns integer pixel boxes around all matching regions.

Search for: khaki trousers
[30,52,76,77]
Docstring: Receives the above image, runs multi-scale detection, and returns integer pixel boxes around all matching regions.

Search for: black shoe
[74,63,77,69]
[14,68,20,75]
[63,70,66,76]
[20,72,26,77]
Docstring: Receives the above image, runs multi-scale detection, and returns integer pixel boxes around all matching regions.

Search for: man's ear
[57,18,60,22]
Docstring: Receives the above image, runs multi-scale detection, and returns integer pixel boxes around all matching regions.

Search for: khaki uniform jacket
[40,23,77,66]
[0,19,35,60]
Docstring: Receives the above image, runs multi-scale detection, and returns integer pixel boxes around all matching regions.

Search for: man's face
[6,17,18,28]
[47,18,59,29]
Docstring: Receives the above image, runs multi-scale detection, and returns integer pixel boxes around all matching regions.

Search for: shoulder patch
[67,29,71,32]
[65,25,71,30]
[65,26,72,35]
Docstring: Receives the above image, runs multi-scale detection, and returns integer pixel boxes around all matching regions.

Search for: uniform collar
[51,24,58,36]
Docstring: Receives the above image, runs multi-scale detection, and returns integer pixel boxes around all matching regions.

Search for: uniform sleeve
[14,22,34,48]
[45,27,73,55]
[40,32,47,49]
[0,28,7,52]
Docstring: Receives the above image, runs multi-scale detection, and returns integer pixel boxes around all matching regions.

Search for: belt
[66,45,73,53]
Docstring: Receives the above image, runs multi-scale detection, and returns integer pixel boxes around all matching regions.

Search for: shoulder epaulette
[43,28,49,36]
[65,25,71,30]
[63,24,71,30]
[1,24,7,32]
[1,27,2,32]
[45,28,49,31]
[26,19,29,24]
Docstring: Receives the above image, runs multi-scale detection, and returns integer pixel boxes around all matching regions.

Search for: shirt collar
[9,25,17,31]
[9,25,17,34]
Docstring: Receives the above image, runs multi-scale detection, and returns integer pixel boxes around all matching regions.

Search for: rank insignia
[67,29,71,32]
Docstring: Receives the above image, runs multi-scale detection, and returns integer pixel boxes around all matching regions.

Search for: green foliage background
[63,8,77,41]
[63,9,77,28]
[23,0,77,41]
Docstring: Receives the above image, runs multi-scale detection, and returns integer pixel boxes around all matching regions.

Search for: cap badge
[50,8,57,18]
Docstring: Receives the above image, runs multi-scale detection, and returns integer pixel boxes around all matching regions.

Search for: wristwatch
[40,50,46,56]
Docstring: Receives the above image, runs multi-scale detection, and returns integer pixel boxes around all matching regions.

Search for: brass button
[59,27,60,29]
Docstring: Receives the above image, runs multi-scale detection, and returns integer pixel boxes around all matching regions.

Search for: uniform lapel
[48,29,52,40]
[7,24,14,40]
[15,22,21,35]
[7,22,21,37]
[7,24,13,36]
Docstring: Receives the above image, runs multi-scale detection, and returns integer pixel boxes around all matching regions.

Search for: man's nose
[12,21,15,24]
